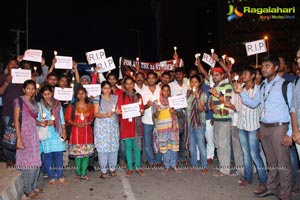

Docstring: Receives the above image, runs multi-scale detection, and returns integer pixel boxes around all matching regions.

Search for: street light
[264,36,269,55]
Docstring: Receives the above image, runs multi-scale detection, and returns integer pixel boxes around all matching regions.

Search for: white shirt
[140,85,161,125]
[135,83,148,94]
[169,81,188,97]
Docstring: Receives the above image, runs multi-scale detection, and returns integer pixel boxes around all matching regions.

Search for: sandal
[48,179,56,187]
[200,169,208,175]
[109,171,118,177]
[162,169,169,175]
[100,173,109,179]
[81,175,91,181]
[25,191,40,199]
[75,175,81,182]
[59,178,69,186]
[171,167,182,173]
[34,188,44,193]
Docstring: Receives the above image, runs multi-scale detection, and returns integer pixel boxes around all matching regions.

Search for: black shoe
[254,189,274,197]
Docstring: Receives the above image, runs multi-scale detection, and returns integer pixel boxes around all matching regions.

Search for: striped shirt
[212,81,232,121]
[237,84,260,131]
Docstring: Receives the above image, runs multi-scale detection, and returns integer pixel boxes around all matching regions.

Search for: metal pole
[10,29,25,56]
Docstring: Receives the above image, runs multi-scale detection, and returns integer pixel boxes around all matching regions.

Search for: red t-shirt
[117,92,144,139]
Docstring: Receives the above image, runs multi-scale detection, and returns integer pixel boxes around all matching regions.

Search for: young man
[209,66,233,177]
[140,71,162,167]
[233,67,267,194]
[236,55,293,200]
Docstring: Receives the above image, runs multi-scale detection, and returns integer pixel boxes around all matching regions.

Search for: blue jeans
[238,128,267,184]
[143,123,162,164]
[163,150,177,169]
[189,126,207,168]
[43,151,63,180]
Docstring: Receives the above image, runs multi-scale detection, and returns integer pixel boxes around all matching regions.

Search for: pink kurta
[15,97,41,168]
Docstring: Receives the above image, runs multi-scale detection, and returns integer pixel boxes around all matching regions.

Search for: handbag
[2,97,23,150]
[38,126,48,141]
[39,104,48,141]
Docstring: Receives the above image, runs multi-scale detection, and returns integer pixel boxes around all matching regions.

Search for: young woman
[38,85,68,186]
[15,80,42,199]
[65,87,94,181]
[153,84,180,175]
[186,75,208,174]
[118,77,145,177]
[94,81,120,178]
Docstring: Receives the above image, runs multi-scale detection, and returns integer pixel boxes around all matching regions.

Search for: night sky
[1,0,157,66]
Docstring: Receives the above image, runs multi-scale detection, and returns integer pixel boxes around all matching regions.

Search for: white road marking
[119,171,136,200]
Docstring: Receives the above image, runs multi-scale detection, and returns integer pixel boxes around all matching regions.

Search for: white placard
[121,103,141,119]
[245,39,267,56]
[11,69,31,84]
[55,56,73,69]
[168,95,187,109]
[23,49,43,63]
[82,84,101,97]
[86,49,106,65]
[96,56,116,73]
[54,87,73,101]
[202,53,216,68]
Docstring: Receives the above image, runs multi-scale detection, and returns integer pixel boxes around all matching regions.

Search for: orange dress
[64,103,94,157]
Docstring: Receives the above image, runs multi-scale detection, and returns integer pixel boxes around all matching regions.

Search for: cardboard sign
[97,56,116,73]
[23,49,43,63]
[86,49,106,65]
[121,103,141,119]
[11,69,31,84]
[202,53,216,68]
[82,84,101,97]
[245,39,267,56]
[168,95,187,109]
[55,56,73,69]
[53,87,73,101]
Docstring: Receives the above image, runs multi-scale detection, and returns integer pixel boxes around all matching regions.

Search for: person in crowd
[255,68,263,86]
[231,67,268,194]
[169,67,189,165]
[159,71,171,87]
[153,84,180,174]
[38,85,68,186]
[0,57,23,167]
[185,75,208,174]
[118,76,145,177]
[134,72,148,94]
[35,57,49,84]
[141,71,162,168]
[106,73,125,168]
[15,80,42,199]
[93,81,120,179]
[208,66,233,177]
[278,55,296,83]
[64,87,94,181]
[235,55,293,199]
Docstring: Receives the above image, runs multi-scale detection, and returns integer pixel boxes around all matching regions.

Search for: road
[25,159,292,200]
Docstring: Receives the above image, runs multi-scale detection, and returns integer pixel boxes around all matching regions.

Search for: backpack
[260,80,291,109]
